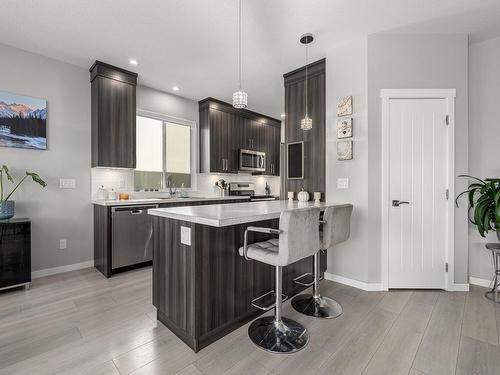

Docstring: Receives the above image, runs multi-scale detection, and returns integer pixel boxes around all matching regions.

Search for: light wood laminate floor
[0,267,499,375]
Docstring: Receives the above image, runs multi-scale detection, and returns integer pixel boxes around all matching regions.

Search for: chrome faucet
[166,175,176,196]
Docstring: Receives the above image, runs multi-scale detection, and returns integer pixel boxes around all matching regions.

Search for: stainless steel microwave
[239,149,266,172]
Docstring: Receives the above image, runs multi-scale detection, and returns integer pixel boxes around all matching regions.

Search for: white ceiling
[1,0,499,118]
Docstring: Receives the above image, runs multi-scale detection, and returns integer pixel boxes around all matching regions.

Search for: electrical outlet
[59,178,76,189]
[337,178,349,189]
[59,239,67,249]
[180,226,191,246]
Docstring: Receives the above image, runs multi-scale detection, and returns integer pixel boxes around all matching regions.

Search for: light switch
[59,239,67,249]
[337,178,349,189]
[181,226,191,246]
[59,178,76,189]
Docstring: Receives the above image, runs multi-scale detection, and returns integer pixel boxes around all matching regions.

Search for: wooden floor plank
[363,292,437,375]
[461,285,499,346]
[316,307,397,375]
[456,336,500,375]
[413,292,466,375]
[377,290,413,314]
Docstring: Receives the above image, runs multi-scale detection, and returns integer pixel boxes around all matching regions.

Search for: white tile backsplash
[91,168,280,199]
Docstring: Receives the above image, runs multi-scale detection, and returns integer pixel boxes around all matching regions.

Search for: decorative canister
[297,189,309,202]
[0,201,15,221]
[314,192,321,204]
[287,192,294,201]
[108,189,118,200]
[96,185,109,200]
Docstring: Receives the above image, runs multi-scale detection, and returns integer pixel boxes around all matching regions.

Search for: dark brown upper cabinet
[282,58,326,199]
[90,61,138,168]
[199,98,281,176]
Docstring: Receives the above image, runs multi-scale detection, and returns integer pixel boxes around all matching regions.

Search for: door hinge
[445,115,449,125]
[445,189,449,200]
[445,262,449,272]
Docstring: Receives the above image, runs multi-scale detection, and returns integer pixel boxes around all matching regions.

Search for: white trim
[381,88,456,291]
[380,89,456,99]
[324,272,385,291]
[448,283,470,292]
[469,276,493,288]
[136,109,198,191]
[31,260,94,279]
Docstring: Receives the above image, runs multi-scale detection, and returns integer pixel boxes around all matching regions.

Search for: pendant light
[233,0,248,109]
[300,33,313,130]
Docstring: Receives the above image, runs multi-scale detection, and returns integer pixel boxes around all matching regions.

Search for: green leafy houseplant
[456,175,500,238]
[0,165,47,220]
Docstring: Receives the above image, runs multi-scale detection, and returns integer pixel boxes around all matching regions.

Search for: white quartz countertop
[148,200,351,227]
[91,195,250,206]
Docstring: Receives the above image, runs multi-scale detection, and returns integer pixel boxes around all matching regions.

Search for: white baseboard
[325,272,474,292]
[324,272,384,291]
[448,283,470,292]
[469,276,493,288]
[32,260,94,279]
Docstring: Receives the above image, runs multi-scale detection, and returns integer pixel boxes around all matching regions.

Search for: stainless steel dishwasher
[111,204,159,270]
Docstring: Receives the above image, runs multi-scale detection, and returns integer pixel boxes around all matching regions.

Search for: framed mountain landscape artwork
[0,90,47,150]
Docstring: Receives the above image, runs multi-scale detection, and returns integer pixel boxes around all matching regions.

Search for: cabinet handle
[225,159,228,171]
[221,158,224,171]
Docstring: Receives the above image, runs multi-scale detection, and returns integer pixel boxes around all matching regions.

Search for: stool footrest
[251,290,288,311]
[293,273,314,287]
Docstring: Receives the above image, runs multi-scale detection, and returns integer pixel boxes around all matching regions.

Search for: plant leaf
[1,165,14,182]
[26,172,47,187]
[458,174,486,185]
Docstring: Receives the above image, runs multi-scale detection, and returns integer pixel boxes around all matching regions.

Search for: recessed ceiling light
[280,113,286,118]
[172,86,180,91]
[129,59,139,66]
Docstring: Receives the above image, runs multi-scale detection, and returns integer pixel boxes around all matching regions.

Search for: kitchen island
[148,200,350,352]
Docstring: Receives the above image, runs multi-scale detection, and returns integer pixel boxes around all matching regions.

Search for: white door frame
[380,89,456,291]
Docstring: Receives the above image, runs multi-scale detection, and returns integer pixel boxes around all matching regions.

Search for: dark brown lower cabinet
[152,216,326,352]
[0,219,31,290]
[94,199,247,278]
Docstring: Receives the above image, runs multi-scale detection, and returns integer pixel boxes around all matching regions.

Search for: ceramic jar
[297,189,309,202]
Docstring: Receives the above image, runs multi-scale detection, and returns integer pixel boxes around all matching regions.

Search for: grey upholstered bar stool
[238,207,320,353]
[292,204,353,319]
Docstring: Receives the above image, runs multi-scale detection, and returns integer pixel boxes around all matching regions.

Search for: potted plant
[0,165,47,220]
[456,175,500,241]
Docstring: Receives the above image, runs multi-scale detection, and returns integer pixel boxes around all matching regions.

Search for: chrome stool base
[248,316,309,353]
[291,294,343,319]
[485,290,500,303]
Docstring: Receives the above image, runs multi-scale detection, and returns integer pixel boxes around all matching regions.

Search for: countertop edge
[91,196,251,206]
[147,210,281,227]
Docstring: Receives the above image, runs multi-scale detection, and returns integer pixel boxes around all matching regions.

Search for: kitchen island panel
[152,217,196,347]
[152,215,316,352]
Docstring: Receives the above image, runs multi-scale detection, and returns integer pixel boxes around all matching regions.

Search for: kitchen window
[134,112,195,191]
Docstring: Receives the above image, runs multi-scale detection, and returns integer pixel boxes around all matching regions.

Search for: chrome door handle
[392,200,410,207]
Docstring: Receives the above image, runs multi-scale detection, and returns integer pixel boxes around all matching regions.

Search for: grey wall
[367,34,469,283]
[325,38,371,283]
[468,36,500,281]
[0,43,91,272]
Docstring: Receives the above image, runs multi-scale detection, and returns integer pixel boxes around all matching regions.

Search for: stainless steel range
[228,182,278,202]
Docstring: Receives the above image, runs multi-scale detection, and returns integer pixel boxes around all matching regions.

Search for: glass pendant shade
[232,89,248,109]
[301,116,312,130]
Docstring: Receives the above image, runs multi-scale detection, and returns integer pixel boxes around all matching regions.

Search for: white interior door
[388,98,449,289]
